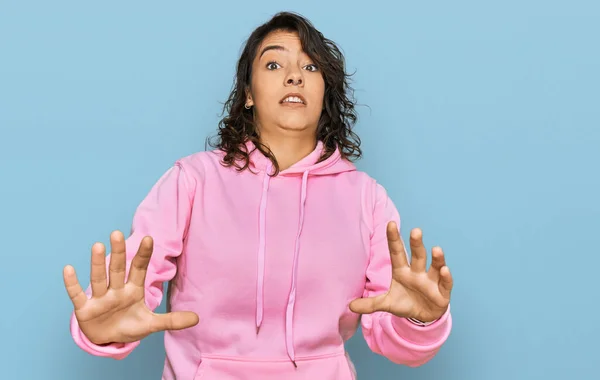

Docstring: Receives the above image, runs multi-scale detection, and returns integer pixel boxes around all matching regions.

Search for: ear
[245,87,254,107]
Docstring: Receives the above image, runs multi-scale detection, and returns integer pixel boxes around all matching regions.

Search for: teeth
[283,96,304,104]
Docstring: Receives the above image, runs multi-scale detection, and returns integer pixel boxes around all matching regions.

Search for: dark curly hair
[206,11,362,175]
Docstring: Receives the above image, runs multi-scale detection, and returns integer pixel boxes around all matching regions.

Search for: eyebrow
[259,45,287,58]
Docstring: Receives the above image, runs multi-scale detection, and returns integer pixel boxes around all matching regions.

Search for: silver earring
[245,104,252,109]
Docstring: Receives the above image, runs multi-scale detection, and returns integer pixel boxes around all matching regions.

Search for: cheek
[313,76,325,96]
[251,73,281,104]
[310,80,325,112]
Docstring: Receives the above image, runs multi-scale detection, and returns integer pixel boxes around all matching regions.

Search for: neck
[258,129,317,171]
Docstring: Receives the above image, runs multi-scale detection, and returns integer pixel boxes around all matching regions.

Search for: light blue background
[1,1,598,379]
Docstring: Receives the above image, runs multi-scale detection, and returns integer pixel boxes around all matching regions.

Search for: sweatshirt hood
[246,140,356,177]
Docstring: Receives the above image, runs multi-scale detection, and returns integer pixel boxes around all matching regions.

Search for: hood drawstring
[255,162,272,332]
[254,164,310,368]
[285,169,309,367]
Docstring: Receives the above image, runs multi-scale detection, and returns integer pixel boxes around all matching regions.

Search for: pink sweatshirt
[70,141,452,379]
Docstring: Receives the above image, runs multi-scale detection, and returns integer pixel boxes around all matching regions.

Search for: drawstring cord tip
[292,360,297,368]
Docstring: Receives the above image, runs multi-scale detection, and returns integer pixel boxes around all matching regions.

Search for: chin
[276,118,315,132]
[279,124,309,132]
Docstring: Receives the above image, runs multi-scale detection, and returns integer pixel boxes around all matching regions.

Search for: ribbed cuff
[390,305,452,346]
[70,312,139,359]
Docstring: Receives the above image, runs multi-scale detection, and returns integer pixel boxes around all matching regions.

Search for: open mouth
[280,93,306,105]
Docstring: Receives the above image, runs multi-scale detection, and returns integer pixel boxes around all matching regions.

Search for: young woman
[63,11,453,379]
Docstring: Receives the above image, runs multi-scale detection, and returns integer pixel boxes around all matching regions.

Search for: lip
[279,92,307,105]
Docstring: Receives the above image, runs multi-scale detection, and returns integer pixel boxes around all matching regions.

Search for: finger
[409,228,427,272]
[63,265,87,310]
[349,294,387,315]
[108,230,127,290]
[127,236,154,287]
[438,266,453,299]
[90,242,108,297]
[150,311,199,333]
[386,222,409,268]
[427,246,446,283]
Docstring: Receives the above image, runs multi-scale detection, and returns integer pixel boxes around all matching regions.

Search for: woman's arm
[357,181,452,367]
[70,161,196,359]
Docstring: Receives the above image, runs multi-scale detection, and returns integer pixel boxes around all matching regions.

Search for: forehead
[258,30,303,53]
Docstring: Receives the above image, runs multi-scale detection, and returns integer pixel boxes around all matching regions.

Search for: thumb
[150,311,199,333]
[349,294,386,315]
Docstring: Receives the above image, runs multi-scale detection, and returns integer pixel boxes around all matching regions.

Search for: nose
[285,69,303,87]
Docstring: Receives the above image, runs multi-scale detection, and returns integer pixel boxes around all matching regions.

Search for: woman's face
[246,30,325,136]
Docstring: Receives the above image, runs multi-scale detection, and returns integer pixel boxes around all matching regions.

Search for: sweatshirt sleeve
[70,161,196,360]
[359,181,452,367]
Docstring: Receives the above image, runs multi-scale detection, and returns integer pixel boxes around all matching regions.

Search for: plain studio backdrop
[1,1,598,379]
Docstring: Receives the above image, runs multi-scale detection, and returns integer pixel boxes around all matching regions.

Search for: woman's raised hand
[63,231,199,345]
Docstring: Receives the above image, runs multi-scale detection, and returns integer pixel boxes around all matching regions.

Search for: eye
[304,64,319,72]
[266,61,281,70]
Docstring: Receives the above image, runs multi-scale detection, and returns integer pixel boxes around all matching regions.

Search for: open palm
[63,231,198,345]
[350,222,453,323]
